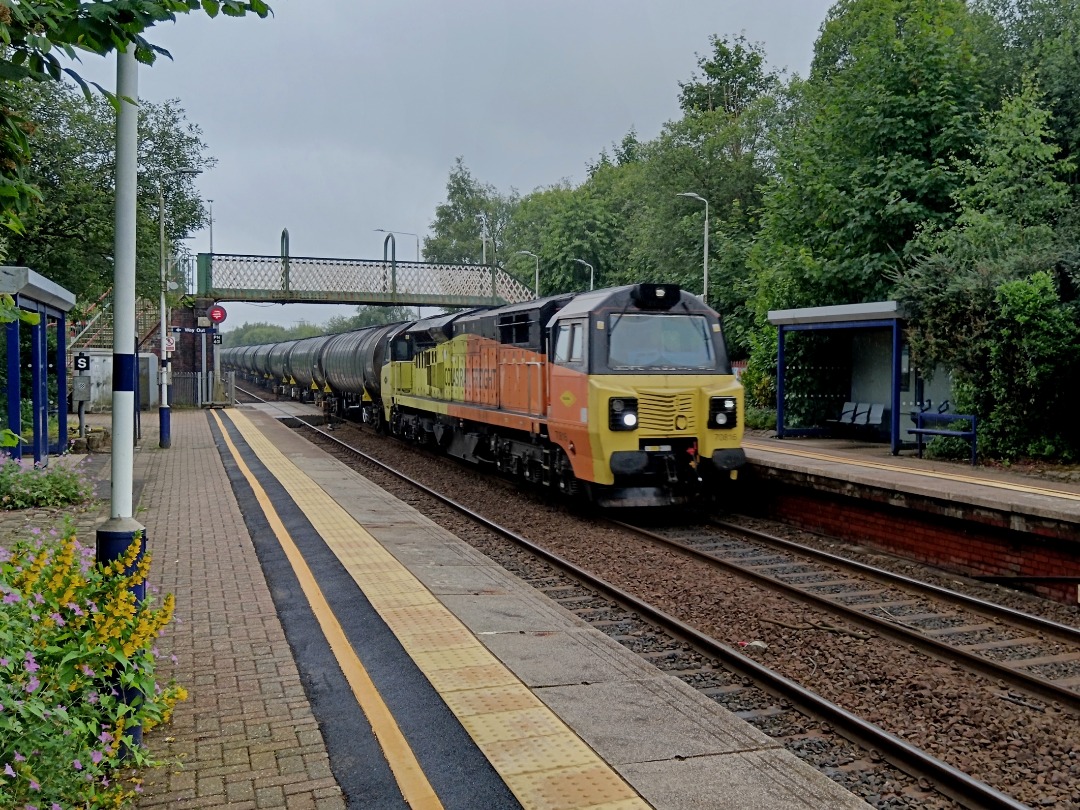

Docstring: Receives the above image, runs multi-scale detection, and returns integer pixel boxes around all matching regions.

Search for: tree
[751,0,989,312]
[0,0,270,236]
[3,80,209,309]
[324,305,415,333]
[423,158,517,265]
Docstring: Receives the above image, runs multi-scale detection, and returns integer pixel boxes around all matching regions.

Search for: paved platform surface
[745,434,1080,525]
[20,408,870,809]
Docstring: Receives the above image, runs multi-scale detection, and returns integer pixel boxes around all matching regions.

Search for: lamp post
[373,228,420,261]
[207,199,214,254]
[516,250,540,298]
[677,192,709,301]
[573,258,594,291]
[157,167,200,449]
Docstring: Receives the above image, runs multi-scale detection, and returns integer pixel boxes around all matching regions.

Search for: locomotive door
[547,320,589,425]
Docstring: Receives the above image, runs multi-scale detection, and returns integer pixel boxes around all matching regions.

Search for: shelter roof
[0,266,76,313]
[767,300,903,327]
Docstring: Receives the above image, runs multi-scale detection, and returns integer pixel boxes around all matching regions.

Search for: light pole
[157,167,200,449]
[374,228,420,261]
[677,192,709,301]
[516,250,540,298]
[207,199,214,254]
[573,258,594,291]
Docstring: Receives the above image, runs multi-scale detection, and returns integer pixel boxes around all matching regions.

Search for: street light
[157,167,201,449]
[516,250,540,298]
[677,192,709,301]
[373,228,420,261]
[573,258,594,291]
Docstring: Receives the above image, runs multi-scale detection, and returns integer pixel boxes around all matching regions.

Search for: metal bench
[908,411,977,465]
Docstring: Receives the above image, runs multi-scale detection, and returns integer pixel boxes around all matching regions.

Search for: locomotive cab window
[552,321,586,365]
[608,314,715,370]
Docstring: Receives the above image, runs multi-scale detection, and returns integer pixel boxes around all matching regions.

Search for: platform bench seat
[908,411,977,465]
[829,402,885,434]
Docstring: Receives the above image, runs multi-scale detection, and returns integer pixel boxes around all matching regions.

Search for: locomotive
[222,283,746,507]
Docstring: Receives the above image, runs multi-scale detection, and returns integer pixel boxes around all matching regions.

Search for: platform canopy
[767,300,906,456]
[0,265,76,314]
[1,265,76,463]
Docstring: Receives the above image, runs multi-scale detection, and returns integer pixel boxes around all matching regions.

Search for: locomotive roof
[550,284,705,320]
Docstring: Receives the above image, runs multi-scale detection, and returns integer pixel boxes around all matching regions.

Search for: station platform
[742,433,1080,604]
[99,407,871,810]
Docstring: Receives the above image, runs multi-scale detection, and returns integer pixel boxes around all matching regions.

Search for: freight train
[222,283,746,507]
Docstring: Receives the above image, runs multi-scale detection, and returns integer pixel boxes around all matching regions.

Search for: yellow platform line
[223,409,650,810]
[210,411,442,810]
[744,439,1080,502]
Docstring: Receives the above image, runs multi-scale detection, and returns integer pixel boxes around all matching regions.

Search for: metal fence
[169,371,235,408]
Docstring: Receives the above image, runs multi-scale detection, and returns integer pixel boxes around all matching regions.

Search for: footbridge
[196,252,533,308]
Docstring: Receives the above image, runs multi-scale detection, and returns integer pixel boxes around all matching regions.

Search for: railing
[169,371,235,408]
[197,253,533,307]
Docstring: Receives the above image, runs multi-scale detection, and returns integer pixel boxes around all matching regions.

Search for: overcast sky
[75,0,835,329]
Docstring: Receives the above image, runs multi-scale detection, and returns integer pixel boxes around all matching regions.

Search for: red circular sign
[209,305,227,323]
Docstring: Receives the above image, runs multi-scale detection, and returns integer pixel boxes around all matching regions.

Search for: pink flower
[2,592,19,604]
[90,750,102,764]
[0,657,8,667]
[29,780,39,791]
[98,731,113,744]
[4,763,14,777]
[25,676,39,693]
[14,752,25,762]
[73,759,82,771]
[49,613,64,627]
[24,652,39,673]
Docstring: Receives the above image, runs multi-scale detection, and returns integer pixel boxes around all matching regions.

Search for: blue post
[56,314,67,454]
[775,325,787,438]
[6,320,20,460]
[30,307,45,464]
[890,320,902,456]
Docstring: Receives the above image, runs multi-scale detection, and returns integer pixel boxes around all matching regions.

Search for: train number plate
[644,445,672,452]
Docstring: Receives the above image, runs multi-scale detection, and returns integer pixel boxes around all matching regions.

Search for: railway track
[231,386,1057,808]
[615,519,1080,713]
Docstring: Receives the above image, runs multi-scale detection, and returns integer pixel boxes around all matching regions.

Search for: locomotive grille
[637,391,696,433]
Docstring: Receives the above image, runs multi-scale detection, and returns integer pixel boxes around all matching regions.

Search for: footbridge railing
[196,253,533,308]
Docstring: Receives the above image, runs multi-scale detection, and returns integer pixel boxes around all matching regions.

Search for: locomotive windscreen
[608,314,716,370]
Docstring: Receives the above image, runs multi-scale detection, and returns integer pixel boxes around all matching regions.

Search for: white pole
[703,199,709,302]
[111,48,138,520]
[158,182,171,448]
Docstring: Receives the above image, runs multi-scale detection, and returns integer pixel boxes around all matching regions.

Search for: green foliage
[3,79,211,306]
[986,272,1080,459]
[222,320,321,348]
[0,457,93,510]
[752,0,988,314]
[323,306,415,334]
[0,0,270,237]
[0,527,184,808]
[423,158,518,266]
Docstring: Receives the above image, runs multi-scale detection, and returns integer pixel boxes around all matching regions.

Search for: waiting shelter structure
[1,266,76,463]
[768,301,906,456]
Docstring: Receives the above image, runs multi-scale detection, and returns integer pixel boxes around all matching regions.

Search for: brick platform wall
[744,471,1080,605]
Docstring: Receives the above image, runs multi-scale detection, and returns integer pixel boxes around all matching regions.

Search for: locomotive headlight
[709,396,739,430]
[609,397,638,431]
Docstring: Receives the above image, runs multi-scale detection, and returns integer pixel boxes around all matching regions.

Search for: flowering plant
[0,457,93,510]
[0,524,185,808]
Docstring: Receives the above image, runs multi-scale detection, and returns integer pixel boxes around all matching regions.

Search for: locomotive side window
[552,321,585,365]
[608,314,715,370]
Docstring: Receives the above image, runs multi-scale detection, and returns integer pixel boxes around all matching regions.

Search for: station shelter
[1,266,76,463]
[767,301,952,456]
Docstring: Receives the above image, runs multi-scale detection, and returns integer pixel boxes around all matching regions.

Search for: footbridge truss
[196,253,533,308]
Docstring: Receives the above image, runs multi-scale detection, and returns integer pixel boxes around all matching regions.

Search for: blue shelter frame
[1,266,76,464]
[768,301,905,456]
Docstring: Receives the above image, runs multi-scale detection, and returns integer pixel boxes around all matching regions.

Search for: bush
[0,457,93,510]
[0,527,185,808]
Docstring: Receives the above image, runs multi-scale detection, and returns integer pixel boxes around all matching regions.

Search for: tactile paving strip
[226,410,650,810]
